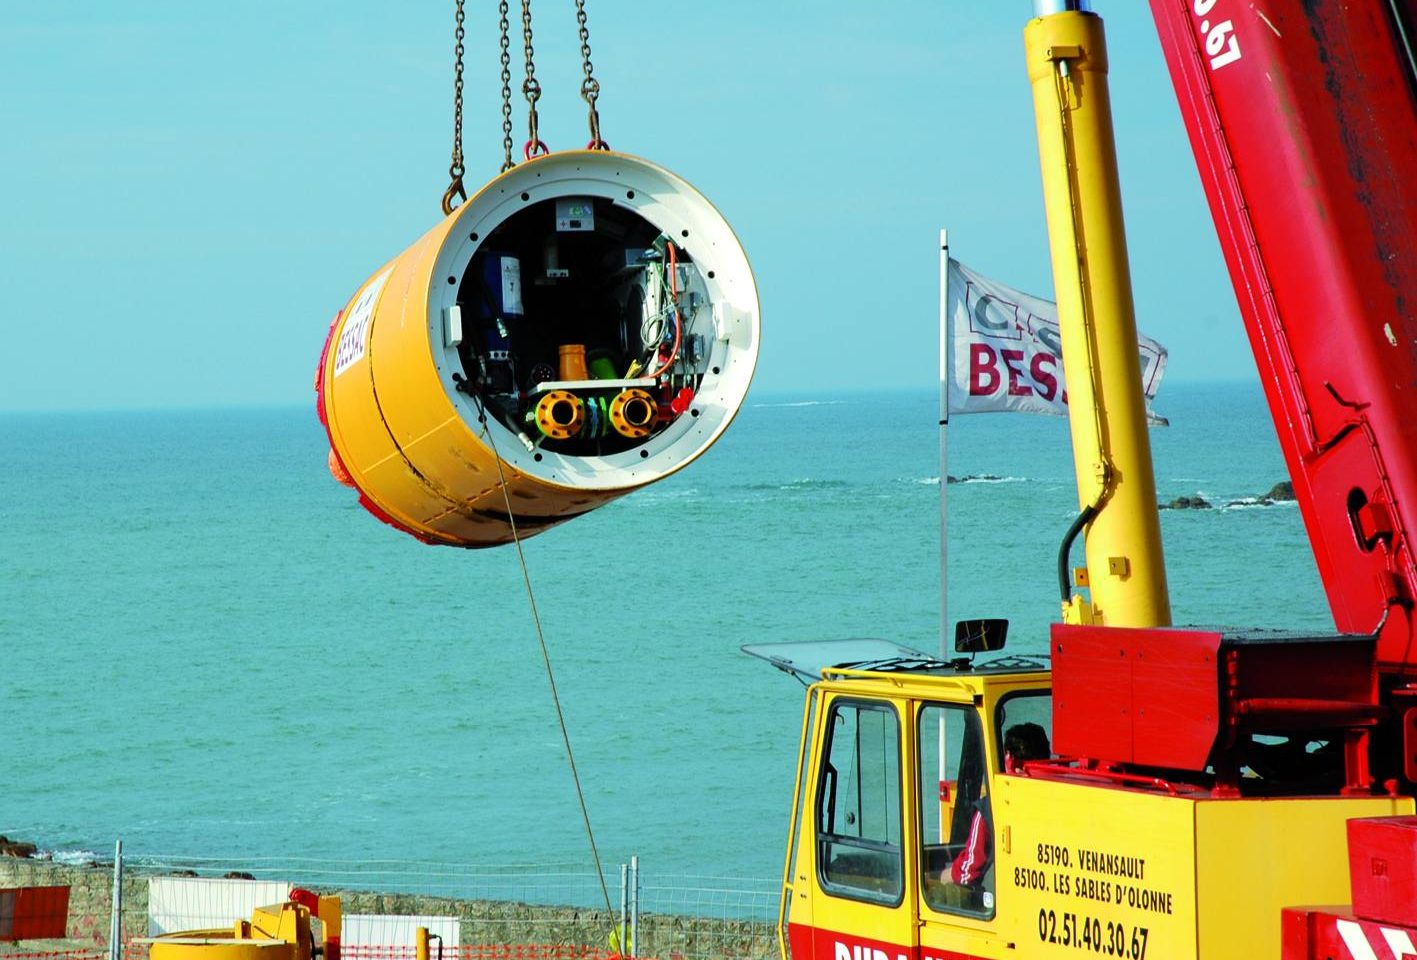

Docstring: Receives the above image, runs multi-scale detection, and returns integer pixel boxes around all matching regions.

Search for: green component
[587,353,618,380]
[596,396,610,437]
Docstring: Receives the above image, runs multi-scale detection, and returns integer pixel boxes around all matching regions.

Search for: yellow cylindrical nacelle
[315,151,760,547]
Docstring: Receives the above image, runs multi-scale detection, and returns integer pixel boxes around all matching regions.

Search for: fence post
[629,856,639,960]
[109,840,124,960]
[617,864,628,955]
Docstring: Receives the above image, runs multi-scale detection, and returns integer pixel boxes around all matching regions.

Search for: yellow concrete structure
[1025,11,1170,627]
[149,895,341,960]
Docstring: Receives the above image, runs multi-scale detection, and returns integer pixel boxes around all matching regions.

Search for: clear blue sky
[0,3,1252,412]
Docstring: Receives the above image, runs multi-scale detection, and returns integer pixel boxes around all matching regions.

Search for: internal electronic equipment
[455,196,711,456]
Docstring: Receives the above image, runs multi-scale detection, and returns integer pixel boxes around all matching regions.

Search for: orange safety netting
[5,944,636,960]
[343,948,632,960]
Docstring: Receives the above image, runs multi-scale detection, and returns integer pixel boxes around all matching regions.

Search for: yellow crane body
[780,668,1411,960]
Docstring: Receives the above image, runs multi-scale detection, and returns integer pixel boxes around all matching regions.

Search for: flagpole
[938,228,950,659]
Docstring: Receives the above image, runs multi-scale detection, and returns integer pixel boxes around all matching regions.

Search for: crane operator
[949,722,1052,886]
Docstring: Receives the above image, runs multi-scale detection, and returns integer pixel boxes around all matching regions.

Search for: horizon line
[0,376,1265,417]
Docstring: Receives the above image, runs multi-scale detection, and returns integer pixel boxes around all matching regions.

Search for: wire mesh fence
[0,851,777,960]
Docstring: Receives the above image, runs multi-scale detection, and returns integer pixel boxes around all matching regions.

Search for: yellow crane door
[788,692,918,960]
[914,699,1018,960]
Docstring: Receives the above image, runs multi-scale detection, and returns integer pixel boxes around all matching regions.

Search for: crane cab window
[816,700,903,905]
[918,704,994,918]
[997,691,1053,763]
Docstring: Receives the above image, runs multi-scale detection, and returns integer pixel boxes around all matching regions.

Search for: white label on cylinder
[334,268,392,377]
[555,198,595,232]
[501,257,524,316]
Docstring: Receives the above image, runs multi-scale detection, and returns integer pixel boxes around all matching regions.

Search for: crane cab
[751,626,1416,960]
[746,631,1053,960]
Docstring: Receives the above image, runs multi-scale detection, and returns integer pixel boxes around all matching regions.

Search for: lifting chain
[441,0,468,215]
[441,0,608,204]
[575,0,609,150]
[498,0,515,172]
[521,0,549,159]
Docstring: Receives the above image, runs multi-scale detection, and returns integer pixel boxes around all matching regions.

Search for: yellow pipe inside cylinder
[609,389,658,439]
[531,391,586,440]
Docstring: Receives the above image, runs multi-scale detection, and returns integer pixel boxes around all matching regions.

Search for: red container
[0,885,69,940]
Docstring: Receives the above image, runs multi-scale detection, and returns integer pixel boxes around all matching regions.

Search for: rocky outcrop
[1159,483,1294,509]
[1161,495,1212,510]
[0,835,38,858]
[1263,481,1295,501]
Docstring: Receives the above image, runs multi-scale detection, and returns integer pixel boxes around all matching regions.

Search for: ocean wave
[743,478,851,492]
[1161,493,1301,511]
[630,487,702,502]
[750,400,850,409]
[906,475,1028,486]
[47,848,101,865]
[1222,497,1299,510]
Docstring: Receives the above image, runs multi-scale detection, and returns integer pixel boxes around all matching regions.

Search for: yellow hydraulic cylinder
[1025,9,1171,627]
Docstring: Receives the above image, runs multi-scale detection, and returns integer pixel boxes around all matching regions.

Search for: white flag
[946,257,1168,423]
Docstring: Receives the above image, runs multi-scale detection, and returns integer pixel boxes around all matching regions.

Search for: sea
[0,382,1328,890]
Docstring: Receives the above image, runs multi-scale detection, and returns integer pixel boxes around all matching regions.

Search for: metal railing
[0,847,777,960]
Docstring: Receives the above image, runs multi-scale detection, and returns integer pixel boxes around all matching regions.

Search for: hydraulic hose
[1058,502,1100,603]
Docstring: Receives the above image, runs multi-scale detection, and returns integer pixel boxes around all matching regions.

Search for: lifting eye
[1348,487,1394,552]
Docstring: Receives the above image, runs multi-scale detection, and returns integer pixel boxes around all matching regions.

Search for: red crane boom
[1148,0,1417,669]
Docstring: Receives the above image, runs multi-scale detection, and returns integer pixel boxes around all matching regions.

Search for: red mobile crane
[745,3,1417,959]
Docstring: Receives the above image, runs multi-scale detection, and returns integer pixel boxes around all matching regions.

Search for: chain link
[441,0,468,215]
[521,0,549,159]
[498,0,514,172]
[445,0,605,195]
[575,0,608,150]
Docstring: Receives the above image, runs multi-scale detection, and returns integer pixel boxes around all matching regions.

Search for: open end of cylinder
[453,196,710,457]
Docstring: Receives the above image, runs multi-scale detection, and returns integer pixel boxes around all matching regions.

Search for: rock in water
[1162,495,1212,510]
[1265,480,1295,501]
[0,836,37,858]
